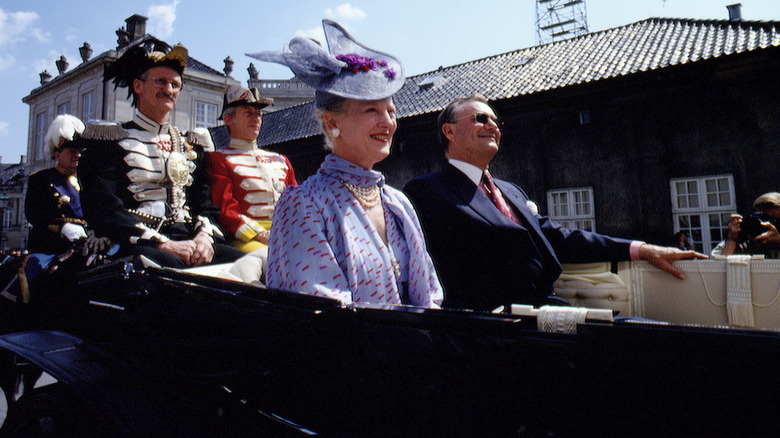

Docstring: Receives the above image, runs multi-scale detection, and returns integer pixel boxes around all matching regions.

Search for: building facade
[0,159,26,250]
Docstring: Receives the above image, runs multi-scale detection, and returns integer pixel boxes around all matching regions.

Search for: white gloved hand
[61,222,88,241]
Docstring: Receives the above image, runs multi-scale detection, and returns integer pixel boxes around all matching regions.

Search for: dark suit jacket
[25,167,86,254]
[404,164,632,311]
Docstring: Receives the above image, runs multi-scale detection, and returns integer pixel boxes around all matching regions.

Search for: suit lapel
[496,178,560,259]
[444,165,522,228]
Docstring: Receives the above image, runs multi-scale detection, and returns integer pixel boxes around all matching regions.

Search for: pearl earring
[331,128,341,137]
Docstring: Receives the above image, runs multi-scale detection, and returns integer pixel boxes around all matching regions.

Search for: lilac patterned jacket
[266,154,443,308]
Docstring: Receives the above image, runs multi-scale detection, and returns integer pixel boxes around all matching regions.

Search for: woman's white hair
[45,114,85,157]
[315,97,349,151]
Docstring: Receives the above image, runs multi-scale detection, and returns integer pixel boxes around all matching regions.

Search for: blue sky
[2,0,780,162]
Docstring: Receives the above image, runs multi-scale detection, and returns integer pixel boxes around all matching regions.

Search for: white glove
[61,222,88,241]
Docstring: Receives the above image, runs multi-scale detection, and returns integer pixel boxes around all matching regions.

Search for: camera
[741,212,780,237]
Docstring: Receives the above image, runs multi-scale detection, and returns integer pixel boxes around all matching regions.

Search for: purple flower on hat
[336,53,396,78]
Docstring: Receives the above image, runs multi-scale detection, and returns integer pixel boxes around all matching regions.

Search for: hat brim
[246,19,404,102]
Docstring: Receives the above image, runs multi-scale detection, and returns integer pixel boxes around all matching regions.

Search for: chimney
[125,14,148,40]
[727,3,742,21]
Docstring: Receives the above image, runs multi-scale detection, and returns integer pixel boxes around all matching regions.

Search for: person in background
[673,231,694,251]
[25,114,92,254]
[249,19,443,307]
[205,85,297,253]
[404,93,706,312]
[77,38,241,268]
[711,192,780,258]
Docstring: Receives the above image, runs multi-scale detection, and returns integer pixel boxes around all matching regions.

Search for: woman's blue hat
[246,19,405,106]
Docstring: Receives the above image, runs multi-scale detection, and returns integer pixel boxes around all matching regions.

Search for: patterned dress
[266,154,443,308]
[205,138,297,252]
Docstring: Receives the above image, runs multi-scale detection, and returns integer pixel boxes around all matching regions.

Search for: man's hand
[190,233,215,266]
[157,240,198,265]
[253,229,270,245]
[638,243,708,280]
[726,214,743,242]
[752,222,780,245]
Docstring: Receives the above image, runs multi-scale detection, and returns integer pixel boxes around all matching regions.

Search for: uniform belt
[127,209,189,230]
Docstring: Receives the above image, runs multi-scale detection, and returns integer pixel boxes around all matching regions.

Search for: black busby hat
[105,37,188,106]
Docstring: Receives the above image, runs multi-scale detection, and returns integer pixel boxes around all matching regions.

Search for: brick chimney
[125,14,148,40]
[727,3,742,21]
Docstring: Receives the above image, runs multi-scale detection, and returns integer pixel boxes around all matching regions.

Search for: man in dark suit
[404,94,705,311]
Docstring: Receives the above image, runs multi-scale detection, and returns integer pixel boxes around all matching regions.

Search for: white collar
[133,112,169,135]
[228,138,257,150]
[448,159,485,186]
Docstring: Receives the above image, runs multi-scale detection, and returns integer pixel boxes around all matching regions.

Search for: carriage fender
[0,330,174,435]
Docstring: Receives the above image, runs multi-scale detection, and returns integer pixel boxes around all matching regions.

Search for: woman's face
[329,97,397,169]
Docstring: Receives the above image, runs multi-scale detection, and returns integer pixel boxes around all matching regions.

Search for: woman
[249,20,443,307]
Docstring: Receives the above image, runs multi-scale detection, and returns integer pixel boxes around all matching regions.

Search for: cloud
[294,26,326,45]
[0,8,48,47]
[0,54,14,71]
[325,4,367,21]
[147,0,181,39]
[0,121,9,137]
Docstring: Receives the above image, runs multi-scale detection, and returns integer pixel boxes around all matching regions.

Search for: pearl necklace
[340,179,380,208]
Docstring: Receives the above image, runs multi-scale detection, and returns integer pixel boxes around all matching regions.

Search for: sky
[2,0,780,162]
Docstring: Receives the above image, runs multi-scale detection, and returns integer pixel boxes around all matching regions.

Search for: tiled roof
[187,56,225,77]
[260,17,780,146]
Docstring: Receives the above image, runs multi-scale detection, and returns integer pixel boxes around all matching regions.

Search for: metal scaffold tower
[536,0,589,45]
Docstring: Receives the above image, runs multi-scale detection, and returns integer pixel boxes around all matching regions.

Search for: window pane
[195,102,218,128]
[35,112,47,159]
[82,92,95,120]
[708,212,731,243]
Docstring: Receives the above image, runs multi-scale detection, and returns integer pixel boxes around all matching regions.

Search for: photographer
[711,192,780,258]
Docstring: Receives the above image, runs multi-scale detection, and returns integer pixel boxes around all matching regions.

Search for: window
[57,102,70,115]
[35,112,47,160]
[195,101,218,129]
[547,187,595,231]
[670,175,736,254]
[3,205,12,228]
[81,91,95,121]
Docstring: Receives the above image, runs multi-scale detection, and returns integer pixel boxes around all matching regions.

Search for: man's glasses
[451,112,502,127]
[141,77,183,91]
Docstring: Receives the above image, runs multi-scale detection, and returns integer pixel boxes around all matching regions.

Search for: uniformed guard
[76,38,242,268]
[25,114,108,255]
[205,84,298,253]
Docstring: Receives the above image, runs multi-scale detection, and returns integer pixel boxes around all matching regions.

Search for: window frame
[81,91,95,121]
[670,174,736,254]
[35,111,48,160]
[194,101,218,129]
[546,186,596,231]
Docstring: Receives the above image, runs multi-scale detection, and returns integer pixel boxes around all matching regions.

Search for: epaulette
[81,120,128,141]
[186,127,215,152]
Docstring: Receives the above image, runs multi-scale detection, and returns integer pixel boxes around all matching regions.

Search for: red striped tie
[480,171,522,225]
